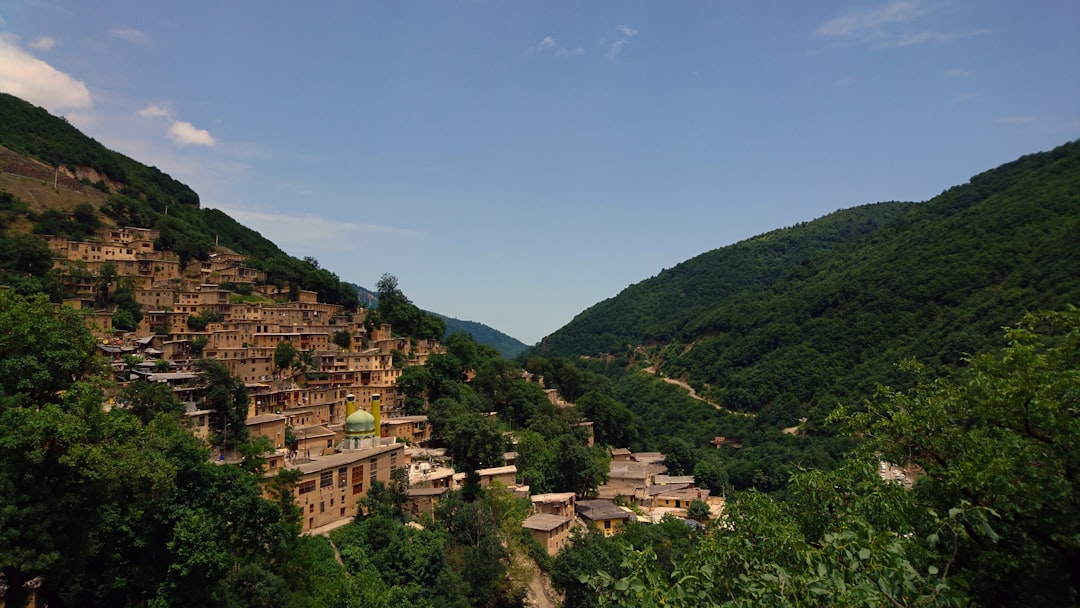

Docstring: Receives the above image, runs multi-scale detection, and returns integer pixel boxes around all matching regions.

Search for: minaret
[371,393,381,438]
[345,393,356,419]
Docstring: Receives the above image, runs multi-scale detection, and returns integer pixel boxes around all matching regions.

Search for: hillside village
[41,223,725,553]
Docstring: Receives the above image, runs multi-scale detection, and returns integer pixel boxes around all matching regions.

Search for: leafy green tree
[0,233,54,277]
[553,529,626,608]
[575,390,639,447]
[436,491,514,607]
[835,308,1080,606]
[360,466,410,520]
[333,329,352,350]
[196,359,250,449]
[118,379,184,424]
[94,260,117,308]
[0,292,100,405]
[396,364,432,414]
[375,273,445,340]
[583,462,979,608]
[112,307,136,331]
[443,411,505,476]
[273,340,298,376]
[686,499,711,522]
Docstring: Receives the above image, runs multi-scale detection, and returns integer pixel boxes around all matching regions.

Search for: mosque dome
[344,407,375,435]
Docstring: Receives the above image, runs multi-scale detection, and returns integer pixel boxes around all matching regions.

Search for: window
[319,502,325,513]
[604,520,611,530]
[309,504,314,513]
[320,471,333,489]
[370,457,378,483]
[338,467,347,489]
[298,480,316,495]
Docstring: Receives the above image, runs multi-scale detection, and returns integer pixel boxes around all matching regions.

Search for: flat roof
[407,487,450,497]
[532,492,576,504]
[289,442,402,474]
[246,413,286,425]
[577,500,634,522]
[523,513,571,532]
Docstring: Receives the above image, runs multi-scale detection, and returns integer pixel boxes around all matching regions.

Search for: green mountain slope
[0,93,360,308]
[428,312,528,358]
[533,141,1080,421]
[342,281,525,356]
[0,93,199,208]
[538,201,914,357]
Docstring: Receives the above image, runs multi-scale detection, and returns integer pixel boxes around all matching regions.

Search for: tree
[332,329,352,350]
[94,260,117,308]
[196,359,250,449]
[553,529,626,608]
[835,308,1080,606]
[443,411,505,476]
[0,233,54,277]
[396,365,432,415]
[360,467,410,520]
[583,462,978,607]
[118,379,184,424]
[374,273,446,340]
[575,390,639,447]
[273,341,298,376]
[0,291,100,405]
[686,499,711,522]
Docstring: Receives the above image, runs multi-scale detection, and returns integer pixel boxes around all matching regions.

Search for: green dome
[344,408,375,435]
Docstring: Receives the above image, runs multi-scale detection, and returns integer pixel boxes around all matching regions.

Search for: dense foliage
[559,310,1078,606]
[371,274,446,340]
[429,311,528,358]
[528,141,1080,425]
[0,92,199,208]
[0,93,359,309]
[0,292,318,608]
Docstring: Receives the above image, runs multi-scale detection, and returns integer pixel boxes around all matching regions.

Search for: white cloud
[138,103,217,146]
[813,1,975,50]
[219,207,417,253]
[110,27,148,45]
[28,36,55,51]
[168,120,216,146]
[0,35,92,111]
[139,104,171,118]
[947,69,974,78]
[606,24,638,60]
[816,1,927,38]
[532,35,584,57]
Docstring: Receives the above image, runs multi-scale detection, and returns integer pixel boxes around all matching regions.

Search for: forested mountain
[0,93,199,208]
[428,312,527,358]
[530,141,1080,423]
[345,282,527,357]
[0,93,358,308]
[2,88,1078,606]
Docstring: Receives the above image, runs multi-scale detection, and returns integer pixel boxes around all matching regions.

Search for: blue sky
[2,1,1078,345]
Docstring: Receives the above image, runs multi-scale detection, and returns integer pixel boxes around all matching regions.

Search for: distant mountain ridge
[529,140,1080,423]
[343,282,526,358]
[426,312,527,358]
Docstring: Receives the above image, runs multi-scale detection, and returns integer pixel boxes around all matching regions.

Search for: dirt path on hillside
[642,367,753,417]
[525,566,561,608]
